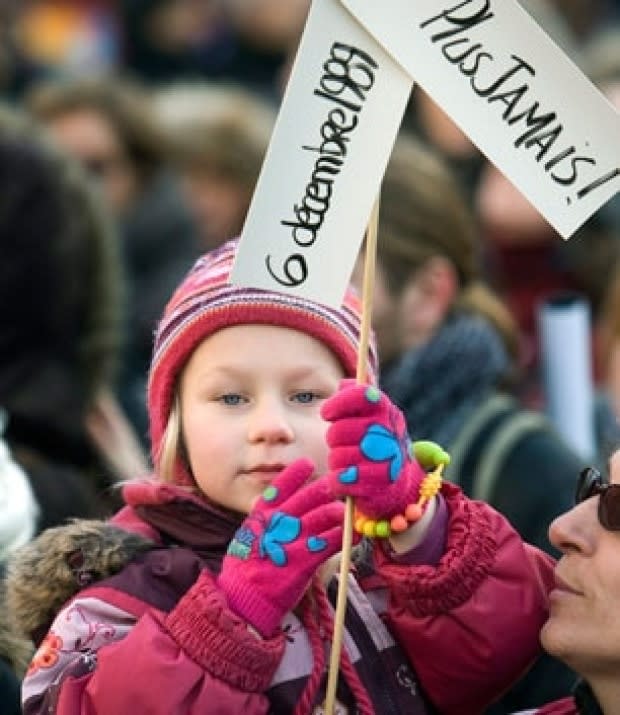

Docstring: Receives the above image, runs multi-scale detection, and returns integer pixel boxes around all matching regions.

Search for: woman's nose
[247,400,295,444]
[548,499,597,555]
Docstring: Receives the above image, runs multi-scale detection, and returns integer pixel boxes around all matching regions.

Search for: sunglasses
[575,467,620,531]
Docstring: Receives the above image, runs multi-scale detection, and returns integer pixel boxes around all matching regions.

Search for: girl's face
[179,324,345,513]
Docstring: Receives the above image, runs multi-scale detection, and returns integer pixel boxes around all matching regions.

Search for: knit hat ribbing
[148,238,378,484]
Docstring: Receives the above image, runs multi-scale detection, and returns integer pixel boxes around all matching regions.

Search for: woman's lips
[549,573,582,601]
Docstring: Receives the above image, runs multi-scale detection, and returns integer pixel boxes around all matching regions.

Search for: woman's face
[44,108,139,215]
[541,450,620,678]
[351,253,399,363]
[396,268,445,351]
[351,252,446,361]
[181,168,249,250]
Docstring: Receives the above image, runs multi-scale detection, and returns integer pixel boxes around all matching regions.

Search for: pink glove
[321,380,427,522]
[217,459,345,638]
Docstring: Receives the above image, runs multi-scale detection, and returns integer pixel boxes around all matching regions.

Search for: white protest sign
[341,0,620,239]
[230,0,412,307]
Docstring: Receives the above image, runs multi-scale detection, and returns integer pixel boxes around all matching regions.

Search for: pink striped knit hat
[148,238,378,485]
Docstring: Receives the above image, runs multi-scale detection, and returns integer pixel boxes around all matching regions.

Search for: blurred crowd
[0,1,619,713]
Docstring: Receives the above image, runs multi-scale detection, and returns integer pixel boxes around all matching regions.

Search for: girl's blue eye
[220,393,244,406]
[294,391,318,404]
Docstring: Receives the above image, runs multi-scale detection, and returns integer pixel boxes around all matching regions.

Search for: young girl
[11,239,556,715]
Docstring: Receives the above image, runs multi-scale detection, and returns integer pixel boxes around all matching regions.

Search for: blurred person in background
[0,1,50,100]
[581,23,620,235]
[354,133,583,713]
[154,81,275,250]
[0,103,147,533]
[549,0,615,41]
[221,0,310,96]
[26,76,201,440]
[584,26,620,425]
[119,0,309,99]
[402,0,582,205]
[13,0,120,78]
[357,133,585,557]
[401,0,605,408]
[465,0,587,399]
[474,14,620,410]
[599,264,620,419]
[474,161,585,400]
[118,0,228,85]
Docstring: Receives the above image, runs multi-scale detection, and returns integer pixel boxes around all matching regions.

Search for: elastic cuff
[374,483,496,615]
[216,572,283,638]
[166,570,285,692]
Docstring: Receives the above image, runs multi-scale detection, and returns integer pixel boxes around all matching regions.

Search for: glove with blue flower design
[217,459,346,638]
[321,380,449,536]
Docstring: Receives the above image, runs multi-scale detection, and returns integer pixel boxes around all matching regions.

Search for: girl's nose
[247,400,295,444]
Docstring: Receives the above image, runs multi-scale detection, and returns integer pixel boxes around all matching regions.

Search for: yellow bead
[363,520,377,538]
[420,473,442,498]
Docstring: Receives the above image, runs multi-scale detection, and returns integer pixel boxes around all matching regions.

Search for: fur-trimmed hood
[5,520,154,650]
[0,580,33,677]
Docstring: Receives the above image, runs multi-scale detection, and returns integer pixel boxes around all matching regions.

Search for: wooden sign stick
[324,194,380,714]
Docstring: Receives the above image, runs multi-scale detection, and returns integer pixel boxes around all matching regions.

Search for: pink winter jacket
[537,699,579,713]
[20,482,556,715]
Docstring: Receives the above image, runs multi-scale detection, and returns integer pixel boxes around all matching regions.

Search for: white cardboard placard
[230,0,412,307]
[538,295,595,460]
[341,0,620,239]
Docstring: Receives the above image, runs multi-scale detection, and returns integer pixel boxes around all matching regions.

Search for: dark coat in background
[0,107,126,532]
[118,169,201,441]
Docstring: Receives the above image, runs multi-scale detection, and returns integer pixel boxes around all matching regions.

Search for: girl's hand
[217,459,345,638]
[321,380,430,522]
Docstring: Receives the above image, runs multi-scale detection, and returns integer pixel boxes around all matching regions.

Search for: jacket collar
[120,479,244,571]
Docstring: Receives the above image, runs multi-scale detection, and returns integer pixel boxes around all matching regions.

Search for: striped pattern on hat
[148,239,378,484]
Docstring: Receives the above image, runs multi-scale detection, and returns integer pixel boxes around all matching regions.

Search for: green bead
[263,485,278,502]
[365,385,381,403]
[412,440,451,468]
[375,521,391,538]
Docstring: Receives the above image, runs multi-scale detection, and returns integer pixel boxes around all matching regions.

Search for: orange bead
[390,514,408,532]
[354,517,367,534]
[405,503,424,522]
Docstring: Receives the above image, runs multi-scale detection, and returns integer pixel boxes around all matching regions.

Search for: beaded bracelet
[353,463,444,539]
